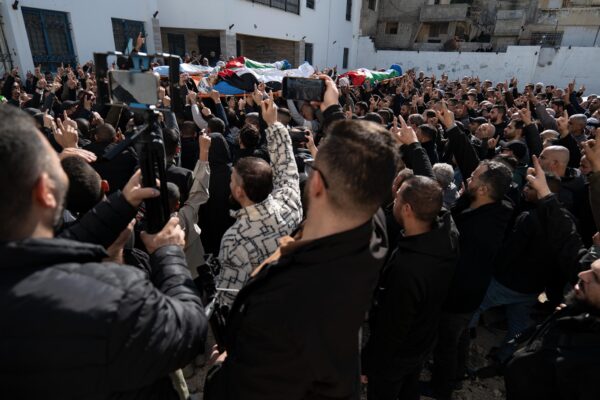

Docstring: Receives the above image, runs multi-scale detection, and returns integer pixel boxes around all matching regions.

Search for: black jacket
[444,196,513,313]
[199,132,235,255]
[0,239,207,399]
[181,135,199,171]
[505,305,600,400]
[207,212,389,400]
[363,210,459,377]
[494,195,583,294]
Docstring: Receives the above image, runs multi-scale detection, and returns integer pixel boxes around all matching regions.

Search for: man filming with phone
[205,76,399,400]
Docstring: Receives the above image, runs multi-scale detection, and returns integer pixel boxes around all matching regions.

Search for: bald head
[476,123,495,140]
[540,145,570,177]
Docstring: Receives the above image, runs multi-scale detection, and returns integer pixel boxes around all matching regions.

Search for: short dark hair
[318,120,399,215]
[408,114,425,126]
[235,157,273,203]
[208,117,225,134]
[479,160,513,201]
[277,107,291,119]
[162,127,179,159]
[181,121,198,138]
[400,176,443,223]
[492,105,506,116]
[94,123,116,142]
[355,101,368,113]
[511,120,525,130]
[418,124,437,139]
[61,156,102,216]
[166,182,180,212]
[240,124,260,149]
[0,106,50,240]
[363,112,384,124]
[551,99,565,109]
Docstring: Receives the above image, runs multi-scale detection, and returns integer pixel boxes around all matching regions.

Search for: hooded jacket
[0,239,207,399]
[506,305,600,400]
[363,210,459,378]
[206,211,389,400]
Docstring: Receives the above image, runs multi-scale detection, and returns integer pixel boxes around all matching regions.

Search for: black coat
[199,132,235,255]
[0,239,207,399]
[363,210,459,377]
[505,305,600,400]
[207,212,389,400]
[84,141,138,193]
[444,196,513,313]
[494,195,584,295]
[181,135,199,171]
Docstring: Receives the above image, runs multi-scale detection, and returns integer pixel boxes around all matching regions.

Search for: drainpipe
[0,9,14,72]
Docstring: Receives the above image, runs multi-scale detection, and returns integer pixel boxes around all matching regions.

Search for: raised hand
[582,139,600,172]
[260,90,278,126]
[526,155,551,199]
[140,216,185,255]
[436,101,455,128]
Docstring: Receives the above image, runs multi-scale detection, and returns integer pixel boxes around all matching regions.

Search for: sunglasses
[304,160,329,189]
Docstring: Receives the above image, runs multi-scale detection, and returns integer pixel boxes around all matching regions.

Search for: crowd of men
[1,44,600,400]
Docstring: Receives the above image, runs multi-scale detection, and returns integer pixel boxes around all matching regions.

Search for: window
[167,33,186,57]
[247,0,301,15]
[368,0,377,10]
[346,0,352,21]
[307,0,315,9]
[531,32,563,47]
[304,42,313,64]
[385,22,398,35]
[429,22,448,38]
[112,18,146,53]
[343,47,349,69]
[22,7,76,71]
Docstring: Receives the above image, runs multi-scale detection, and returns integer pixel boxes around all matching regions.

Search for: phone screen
[108,70,158,107]
[283,77,324,102]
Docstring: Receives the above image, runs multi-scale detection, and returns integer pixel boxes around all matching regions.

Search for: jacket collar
[0,238,107,270]
[230,194,276,220]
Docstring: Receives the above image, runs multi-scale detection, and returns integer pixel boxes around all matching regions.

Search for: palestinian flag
[341,64,403,86]
[218,62,315,93]
[218,68,259,92]
[225,56,291,70]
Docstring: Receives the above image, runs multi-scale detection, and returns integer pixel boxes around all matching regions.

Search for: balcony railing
[419,4,469,22]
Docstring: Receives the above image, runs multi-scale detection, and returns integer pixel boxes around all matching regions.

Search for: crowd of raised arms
[1,47,600,400]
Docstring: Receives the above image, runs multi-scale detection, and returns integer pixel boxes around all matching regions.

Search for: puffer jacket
[0,238,207,400]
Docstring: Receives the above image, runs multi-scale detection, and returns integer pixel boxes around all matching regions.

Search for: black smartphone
[282,77,325,102]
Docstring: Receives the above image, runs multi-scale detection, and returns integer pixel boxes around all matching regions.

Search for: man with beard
[205,75,399,400]
[361,119,459,399]
[0,106,208,399]
[426,102,514,400]
[504,160,600,400]
[216,91,303,308]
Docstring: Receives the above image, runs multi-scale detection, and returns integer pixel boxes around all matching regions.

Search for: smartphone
[282,77,325,102]
[108,70,158,107]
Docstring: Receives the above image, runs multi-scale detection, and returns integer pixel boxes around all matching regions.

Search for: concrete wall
[1,0,158,73]
[356,36,600,93]
[359,0,378,37]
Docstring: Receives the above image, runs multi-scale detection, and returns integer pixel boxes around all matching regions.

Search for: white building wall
[356,36,600,94]
[1,0,158,73]
[156,0,362,70]
[561,26,600,47]
[2,0,362,73]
